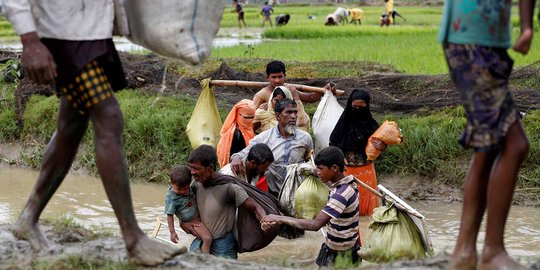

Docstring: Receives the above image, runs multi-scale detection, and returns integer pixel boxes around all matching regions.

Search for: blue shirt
[164,186,198,222]
[438,0,512,48]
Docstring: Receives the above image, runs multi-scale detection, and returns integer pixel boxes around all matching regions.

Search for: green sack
[358,204,426,263]
[294,174,329,219]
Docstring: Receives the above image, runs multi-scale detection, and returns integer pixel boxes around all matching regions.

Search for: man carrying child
[182,145,267,259]
[164,166,212,254]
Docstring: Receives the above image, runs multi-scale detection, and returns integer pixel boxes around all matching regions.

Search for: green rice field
[213,5,540,74]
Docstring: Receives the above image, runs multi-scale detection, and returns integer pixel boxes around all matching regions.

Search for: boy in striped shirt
[261,146,360,267]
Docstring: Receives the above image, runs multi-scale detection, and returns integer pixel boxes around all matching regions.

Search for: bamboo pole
[209,79,346,96]
[353,177,423,219]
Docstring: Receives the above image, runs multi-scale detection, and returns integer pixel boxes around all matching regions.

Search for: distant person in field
[275,14,290,26]
[261,2,274,27]
[233,0,247,29]
[348,8,364,25]
[380,0,405,26]
[438,0,535,269]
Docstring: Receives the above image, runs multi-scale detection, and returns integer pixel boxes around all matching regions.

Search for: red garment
[256,176,268,192]
[345,163,379,216]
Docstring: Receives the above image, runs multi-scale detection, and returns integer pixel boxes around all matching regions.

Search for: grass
[1,82,539,193]
[0,5,538,192]
[212,5,540,75]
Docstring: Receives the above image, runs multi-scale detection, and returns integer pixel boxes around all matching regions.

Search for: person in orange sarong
[329,89,386,216]
[217,99,256,168]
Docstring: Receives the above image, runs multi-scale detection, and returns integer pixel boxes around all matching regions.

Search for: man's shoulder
[219,164,236,176]
[255,87,272,97]
[295,129,313,141]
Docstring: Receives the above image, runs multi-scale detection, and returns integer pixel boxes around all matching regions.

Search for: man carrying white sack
[3,0,184,265]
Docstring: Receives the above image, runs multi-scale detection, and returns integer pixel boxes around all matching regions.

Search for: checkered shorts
[59,60,113,115]
[443,43,519,152]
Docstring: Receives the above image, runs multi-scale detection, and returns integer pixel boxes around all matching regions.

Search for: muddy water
[1,167,539,267]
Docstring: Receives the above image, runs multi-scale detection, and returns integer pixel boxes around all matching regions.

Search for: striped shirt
[322,175,359,251]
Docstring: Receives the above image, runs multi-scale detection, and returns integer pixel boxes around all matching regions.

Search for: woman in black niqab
[330,89,379,162]
[329,88,381,216]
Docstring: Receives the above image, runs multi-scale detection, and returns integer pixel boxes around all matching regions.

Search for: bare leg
[449,151,496,270]
[479,121,528,270]
[90,97,185,266]
[12,98,89,253]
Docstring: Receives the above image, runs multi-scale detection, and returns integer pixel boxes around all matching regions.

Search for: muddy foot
[10,219,51,254]
[128,235,186,266]
[478,252,528,270]
[448,253,477,270]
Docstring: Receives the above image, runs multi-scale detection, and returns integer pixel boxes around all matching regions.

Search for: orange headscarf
[217,99,256,168]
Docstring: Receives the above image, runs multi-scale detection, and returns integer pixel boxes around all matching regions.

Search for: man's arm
[3,0,57,85]
[261,211,331,231]
[513,0,536,55]
[252,87,271,109]
[296,82,337,104]
[240,197,266,221]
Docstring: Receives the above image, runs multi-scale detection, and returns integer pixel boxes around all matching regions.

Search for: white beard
[285,124,296,135]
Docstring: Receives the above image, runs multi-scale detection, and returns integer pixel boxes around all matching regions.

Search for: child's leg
[480,121,528,269]
[450,151,496,270]
[191,218,213,254]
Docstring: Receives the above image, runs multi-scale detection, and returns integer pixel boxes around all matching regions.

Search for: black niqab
[329,89,379,157]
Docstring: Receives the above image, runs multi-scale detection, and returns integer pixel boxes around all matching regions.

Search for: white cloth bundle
[124,0,224,64]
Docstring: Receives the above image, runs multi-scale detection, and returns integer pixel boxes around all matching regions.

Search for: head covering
[329,89,379,157]
[217,99,256,168]
[252,86,293,133]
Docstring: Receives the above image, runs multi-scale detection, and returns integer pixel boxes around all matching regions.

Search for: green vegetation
[0,4,538,197]
[1,82,539,196]
[213,5,540,74]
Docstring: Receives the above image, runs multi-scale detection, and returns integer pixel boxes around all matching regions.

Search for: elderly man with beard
[230,98,314,198]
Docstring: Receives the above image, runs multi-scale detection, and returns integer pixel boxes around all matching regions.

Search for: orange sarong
[345,163,379,216]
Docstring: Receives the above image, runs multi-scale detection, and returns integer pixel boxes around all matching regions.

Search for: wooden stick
[209,79,346,96]
[353,177,423,219]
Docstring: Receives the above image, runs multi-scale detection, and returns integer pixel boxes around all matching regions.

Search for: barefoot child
[165,166,212,253]
[438,0,535,268]
[261,146,360,268]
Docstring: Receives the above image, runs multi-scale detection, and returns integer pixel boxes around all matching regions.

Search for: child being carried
[164,165,212,253]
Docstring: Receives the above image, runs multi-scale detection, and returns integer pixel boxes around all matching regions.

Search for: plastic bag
[312,91,344,155]
[186,78,223,149]
[358,204,426,263]
[366,120,403,161]
[278,163,314,217]
[294,174,329,219]
[124,0,224,65]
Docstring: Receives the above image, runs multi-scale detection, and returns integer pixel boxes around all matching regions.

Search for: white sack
[124,0,225,65]
[312,92,344,155]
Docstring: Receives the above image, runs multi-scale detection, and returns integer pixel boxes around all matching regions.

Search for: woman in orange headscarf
[217,99,256,168]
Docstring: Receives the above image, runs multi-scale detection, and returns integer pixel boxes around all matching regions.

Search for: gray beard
[285,124,296,135]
